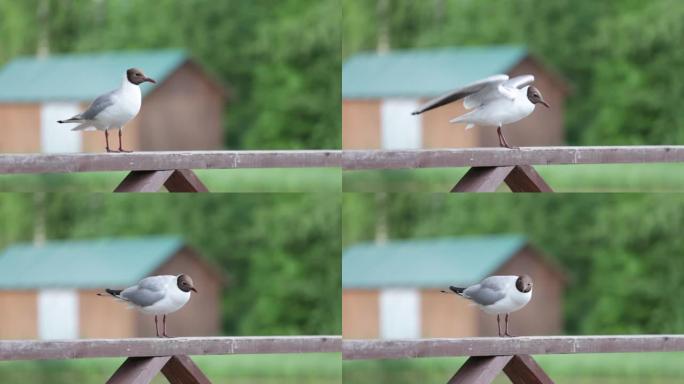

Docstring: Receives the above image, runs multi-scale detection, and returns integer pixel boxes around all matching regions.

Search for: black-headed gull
[442,275,533,337]
[412,75,549,149]
[57,68,156,153]
[99,274,197,337]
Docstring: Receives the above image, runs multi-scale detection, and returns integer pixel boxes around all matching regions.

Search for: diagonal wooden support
[114,169,209,192]
[503,354,554,384]
[107,355,212,384]
[447,355,513,383]
[446,355,554,384]
[107,356,172,384]
[451,165,552,192]
[162,355,212,384]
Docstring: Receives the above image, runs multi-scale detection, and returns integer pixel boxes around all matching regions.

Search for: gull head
[126,68,156,85]
[515,275,533,293]
[527,86,549,108]
[177,274,198,293]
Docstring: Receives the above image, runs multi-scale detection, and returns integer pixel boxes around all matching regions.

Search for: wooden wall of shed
[0,104,41,153]
[342,289,379,339]
[477,247,564,336]
[420,289,478,337]
[420,101,479,148]
[79,290,136,338]
[138,62,224,151]
[477,58,565,147]
[136,249,221,337]
[0,291,37,339]
[342,100,381,149]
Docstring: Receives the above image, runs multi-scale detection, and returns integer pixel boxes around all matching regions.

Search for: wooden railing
[0,150,341,192]
[0,336,340,383]
[343,146,684,192]
[4,146,684,192]
[343,335,684,383]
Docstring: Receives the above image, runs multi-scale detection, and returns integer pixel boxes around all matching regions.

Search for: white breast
[96,82,141,129]
[138,282,191,315]
[481,286,532,315]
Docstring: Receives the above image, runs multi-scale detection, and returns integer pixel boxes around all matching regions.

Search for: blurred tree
[343,194,684,335]
[0,193,341,335]
[343,0,684,145]
[0,0,340,149]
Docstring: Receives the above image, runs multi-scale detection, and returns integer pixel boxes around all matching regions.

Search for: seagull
[441,275,533,337]
[412,74,549,149]
[99,274,197,337]
[57,68,156,153]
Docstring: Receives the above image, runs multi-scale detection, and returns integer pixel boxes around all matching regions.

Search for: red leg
[105,130,114,153]
[505,313,516,337]
[498,126,518,149]
[118,128,131,153]
[163,314,170,338]
[497,314,502,337]
[154,315,160,338]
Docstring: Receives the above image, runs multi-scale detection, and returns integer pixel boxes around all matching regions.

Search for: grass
[342,163,684,192]
[0,353,341,384]
[0,168,341,193]
[343,353,684,383]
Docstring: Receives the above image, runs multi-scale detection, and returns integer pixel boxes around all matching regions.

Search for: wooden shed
[0,236,222,339]
[342,46,568,149]
[0,49,225,153]
[342,235,565,339]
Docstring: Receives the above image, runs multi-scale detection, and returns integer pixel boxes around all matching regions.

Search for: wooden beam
[447,355,512,384]
[114,170,176,192]
[0,150,341,174]
[503,355,554,384]
[161,355,212,384]
[342,335,684,360]
[504,165,553,192]
[164,169,209,192]
[106,356,171,384]
[451,166,514,192]
[343,146,684,170]
[0,335,341,361]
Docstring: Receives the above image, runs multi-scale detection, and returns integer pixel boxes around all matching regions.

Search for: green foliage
[342,0,684,145]
[0,193,341,335]
[342,194,684,334]
[0,0,340,149]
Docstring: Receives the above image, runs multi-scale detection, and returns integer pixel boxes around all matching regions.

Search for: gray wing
[463,281,506,306]
[78,90,117,120]
[504,75,534,89]
[120,277,166,307]
[412,74,509,115]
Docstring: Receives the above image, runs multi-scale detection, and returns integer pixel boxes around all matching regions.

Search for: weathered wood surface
[447,355,513,384]
[343,335,684,360]
[0,150,341,174]
[0,335,341,361]
[343,146,684,169]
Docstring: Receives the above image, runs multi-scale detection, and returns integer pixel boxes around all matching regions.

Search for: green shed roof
[0,236,185,289]
[0,49,188,102]
[342,235,528,288]
[342,45,527,99]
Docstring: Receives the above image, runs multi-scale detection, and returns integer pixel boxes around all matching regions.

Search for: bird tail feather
[449,286,465,296]
[71,122,95,131]
[97,288,122,298]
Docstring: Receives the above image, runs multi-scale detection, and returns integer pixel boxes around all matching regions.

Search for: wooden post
[452,165,552,193]
[447,355,553,384]
[107,355,211,384]
[114,169,208,192]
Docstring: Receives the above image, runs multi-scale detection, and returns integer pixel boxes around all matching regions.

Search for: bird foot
[162,333,174,338]
[106,148,120,153]
[504,332,516,337]
[501,144,519,150]
[118,148,132,153]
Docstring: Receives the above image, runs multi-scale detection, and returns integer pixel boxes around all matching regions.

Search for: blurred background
[342,193,684,383]
[342,0,684,192]
[0,193,340,384]
[0,0,340,192]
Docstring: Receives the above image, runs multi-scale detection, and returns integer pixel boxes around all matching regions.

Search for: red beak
[540,100,550,108]
[144,77,156,84]
[190,287,197,293]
